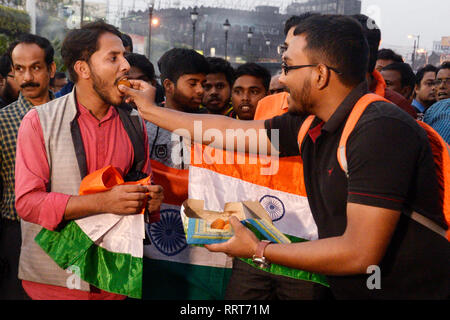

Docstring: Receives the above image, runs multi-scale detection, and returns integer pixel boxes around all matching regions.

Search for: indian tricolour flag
[35,165,146,299]
[142,160,233,300]
[188,144,328,286]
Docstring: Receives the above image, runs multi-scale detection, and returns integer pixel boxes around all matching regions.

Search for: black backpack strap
[70,104,147,181]
[116,104,146,175]
[70,113,88,179]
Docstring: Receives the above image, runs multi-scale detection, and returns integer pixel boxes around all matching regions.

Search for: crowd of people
[0,11,449,301]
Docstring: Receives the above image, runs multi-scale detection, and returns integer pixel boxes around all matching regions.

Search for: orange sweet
[210,218,226,229]
[223,221,231,231]
[117,79,131,89]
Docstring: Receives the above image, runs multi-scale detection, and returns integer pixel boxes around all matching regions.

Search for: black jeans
[225,258,333,300]
[0,218,29,300]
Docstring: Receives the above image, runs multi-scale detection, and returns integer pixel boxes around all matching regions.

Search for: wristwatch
[252,240,272,269]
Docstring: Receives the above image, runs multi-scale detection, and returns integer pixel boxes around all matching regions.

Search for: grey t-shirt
[146,121,191,170]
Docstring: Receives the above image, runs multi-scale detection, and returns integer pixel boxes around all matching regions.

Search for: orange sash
[79,165,151,214]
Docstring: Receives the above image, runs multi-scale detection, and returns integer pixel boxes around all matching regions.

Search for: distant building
[431,37,450,66]
[121,6,289,73]
[286,0,361,15]
[121,3,361,73]
[433,37,450,54]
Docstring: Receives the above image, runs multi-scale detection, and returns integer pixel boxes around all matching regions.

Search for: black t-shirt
[265,82,450,299]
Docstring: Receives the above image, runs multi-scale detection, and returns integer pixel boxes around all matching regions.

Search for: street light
[80,0,85,26]
[265,39,271,58]
[223,19,231,60]
[147,0,156,60]
[190,7,199,50]
[247,27,253,45]
[408,34,420,71]
[247,27,253,62]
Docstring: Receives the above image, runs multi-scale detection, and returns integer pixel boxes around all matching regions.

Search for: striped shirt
[0,92,54,220]
[424,98,450,144]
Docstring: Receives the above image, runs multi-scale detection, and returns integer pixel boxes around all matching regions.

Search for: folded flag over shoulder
[189,144,328,287]
[35,165,149,299]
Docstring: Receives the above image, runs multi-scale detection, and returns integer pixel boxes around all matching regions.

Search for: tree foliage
[0,5,30,37]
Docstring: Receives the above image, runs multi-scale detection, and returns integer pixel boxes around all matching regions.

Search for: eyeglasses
[281,62,343,76]
[435,78,450,86]
[277,44,288,56]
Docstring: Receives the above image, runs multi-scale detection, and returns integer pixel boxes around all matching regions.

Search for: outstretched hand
[118,79,157,118]
[204,216,260,259]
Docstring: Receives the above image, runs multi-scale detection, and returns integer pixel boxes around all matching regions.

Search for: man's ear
[163,78,174,95]
[74,60,91,80]
[49,61,56,79]
[316,64,330,90]
[401,86,414,100]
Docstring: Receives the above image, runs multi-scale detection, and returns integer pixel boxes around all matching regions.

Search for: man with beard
[146,48,209,169]
[14,21,163,300]
[0,34,56,300]
[202,57,235,117]
[231,63,271,120]
[0,54,20,108]
[143,49,235,300]
[121,14,450,299]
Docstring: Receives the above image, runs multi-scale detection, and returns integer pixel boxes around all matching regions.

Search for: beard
[288,76,313,116]
[90,66,123,107]
[173,89,201,113]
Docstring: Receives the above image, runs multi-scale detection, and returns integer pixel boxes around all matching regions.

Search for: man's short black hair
[284,13,318,36]
[205,57,235,87]
[61,20,123,82]
[121,33,133,52]
[124,52,156,81]
[352,14,381,74]
[234,62,271,91]
[377,48,403,63]
[158,48,209,83]
[7,33,54,67]
[437,61,450,73]
[294,14,369,86]
[54,71,67,79]
[50,72,67,86]
[415,64,438,86]
[381,62,416,89]
[0,54,12,77]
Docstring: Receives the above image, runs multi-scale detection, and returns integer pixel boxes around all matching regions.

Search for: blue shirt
[423,98,450,144]
[55,80,74,98]
[412,99,426,113]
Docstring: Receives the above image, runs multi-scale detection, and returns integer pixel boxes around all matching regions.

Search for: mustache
[207,95,220,101]
[20,82,40,89]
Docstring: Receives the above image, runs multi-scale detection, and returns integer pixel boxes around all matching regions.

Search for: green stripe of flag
[240,224,329,287]
[35,221,143,298]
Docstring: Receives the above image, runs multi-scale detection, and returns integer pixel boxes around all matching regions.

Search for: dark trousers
[225,258,333,300]
[0,218,29,300]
